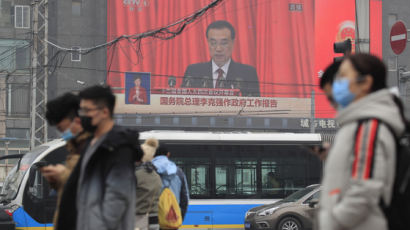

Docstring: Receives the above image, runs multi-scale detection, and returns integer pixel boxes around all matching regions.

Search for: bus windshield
[0,146,49,203]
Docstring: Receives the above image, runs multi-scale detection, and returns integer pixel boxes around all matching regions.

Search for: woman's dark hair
[346,53,387,92]
[320,60,342,89]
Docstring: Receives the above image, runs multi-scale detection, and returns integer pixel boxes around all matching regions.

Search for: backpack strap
[352,118,381,180]
[161,174,172,190]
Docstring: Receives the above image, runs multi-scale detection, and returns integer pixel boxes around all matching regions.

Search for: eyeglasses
[78,107,101,116]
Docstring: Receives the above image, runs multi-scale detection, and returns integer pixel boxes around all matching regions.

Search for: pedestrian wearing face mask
[57,86,143,230]
[319,53,406,230]
[43,93,91,229]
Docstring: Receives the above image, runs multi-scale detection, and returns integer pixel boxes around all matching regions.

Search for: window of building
[0,0,13,27]
[8,83,30,117]
[72,0,81,16]
[15,45,30,70]
[6,128,29,139]
[71,46,81,62]
[15,5,30,29]
[0,45,15,72]
[0,39,30,72]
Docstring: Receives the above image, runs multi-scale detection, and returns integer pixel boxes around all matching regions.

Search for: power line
[42,0,223,55]
[43,64,320,87]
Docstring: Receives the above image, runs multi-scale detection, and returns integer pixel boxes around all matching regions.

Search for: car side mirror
[308,198,319,208]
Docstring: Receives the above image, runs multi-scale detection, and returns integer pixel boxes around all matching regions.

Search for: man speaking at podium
[182,20,260,97]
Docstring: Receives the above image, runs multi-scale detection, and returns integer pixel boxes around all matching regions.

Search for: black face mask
[80,116,97,133]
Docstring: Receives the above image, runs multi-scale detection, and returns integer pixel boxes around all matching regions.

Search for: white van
[0,139,67,229]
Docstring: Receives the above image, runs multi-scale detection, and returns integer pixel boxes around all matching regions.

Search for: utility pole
[355,0,370,53]
[310,90,315,133]
[30,0,48,149]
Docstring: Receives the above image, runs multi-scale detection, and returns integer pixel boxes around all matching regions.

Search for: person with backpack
[152,145,189,229]
[135,138,162,230]
[319,53,405,230]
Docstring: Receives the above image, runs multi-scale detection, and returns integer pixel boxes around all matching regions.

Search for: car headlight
[245,211,254,218]
[257,207,279,216]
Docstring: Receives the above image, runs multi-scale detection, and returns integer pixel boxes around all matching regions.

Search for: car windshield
[0,146,49,203]
[281,186,317,203]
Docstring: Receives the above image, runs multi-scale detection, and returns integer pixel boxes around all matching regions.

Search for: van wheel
[278,217,302,230]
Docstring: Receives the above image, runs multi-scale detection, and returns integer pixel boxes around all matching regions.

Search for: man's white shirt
[212,59,231,88]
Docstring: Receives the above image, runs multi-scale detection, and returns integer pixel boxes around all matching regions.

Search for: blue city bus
[0,131,322,229]
[140,131,323,229]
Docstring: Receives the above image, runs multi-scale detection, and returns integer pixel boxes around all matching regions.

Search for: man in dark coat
[182,20,260,97]
[57,86,143,230]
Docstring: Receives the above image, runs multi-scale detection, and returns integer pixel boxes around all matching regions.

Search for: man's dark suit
[182,60,260,97]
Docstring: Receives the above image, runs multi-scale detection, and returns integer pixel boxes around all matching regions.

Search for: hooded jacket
[152,156,189,219]
[57,126,142,230]
[319,89,405,230]
[135,138,162,215]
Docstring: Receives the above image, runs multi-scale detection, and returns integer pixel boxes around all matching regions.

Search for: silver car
[244,184,320,230]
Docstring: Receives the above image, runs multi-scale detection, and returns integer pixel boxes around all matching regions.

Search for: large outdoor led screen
[107,0,381,118]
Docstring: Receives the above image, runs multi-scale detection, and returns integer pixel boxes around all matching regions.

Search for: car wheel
[278,217,302,230]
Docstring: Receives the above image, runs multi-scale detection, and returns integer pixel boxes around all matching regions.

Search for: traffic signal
[333,38,352,62]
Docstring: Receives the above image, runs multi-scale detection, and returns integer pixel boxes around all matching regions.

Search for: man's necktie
[216,68,224,88]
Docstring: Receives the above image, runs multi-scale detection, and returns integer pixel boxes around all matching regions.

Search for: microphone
[168,76,176,88]
[182,75,193,88]
[232,77,244,96]
[232,77,244,90]
[201,76,212,88]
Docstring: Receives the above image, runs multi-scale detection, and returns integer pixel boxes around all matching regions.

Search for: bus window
[175,157,210,196]
[261,161,281,195]
[190,166,208,195]
[235,160,257,195]
[215,159,257,195]
[260,146,320,197]
[170,143,321,199]
[215,166,227,194]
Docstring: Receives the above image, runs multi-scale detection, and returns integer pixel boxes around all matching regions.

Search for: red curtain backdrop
[107,0,315,98]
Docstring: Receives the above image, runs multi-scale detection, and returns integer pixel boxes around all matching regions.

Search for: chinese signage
[300,118,338,129]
